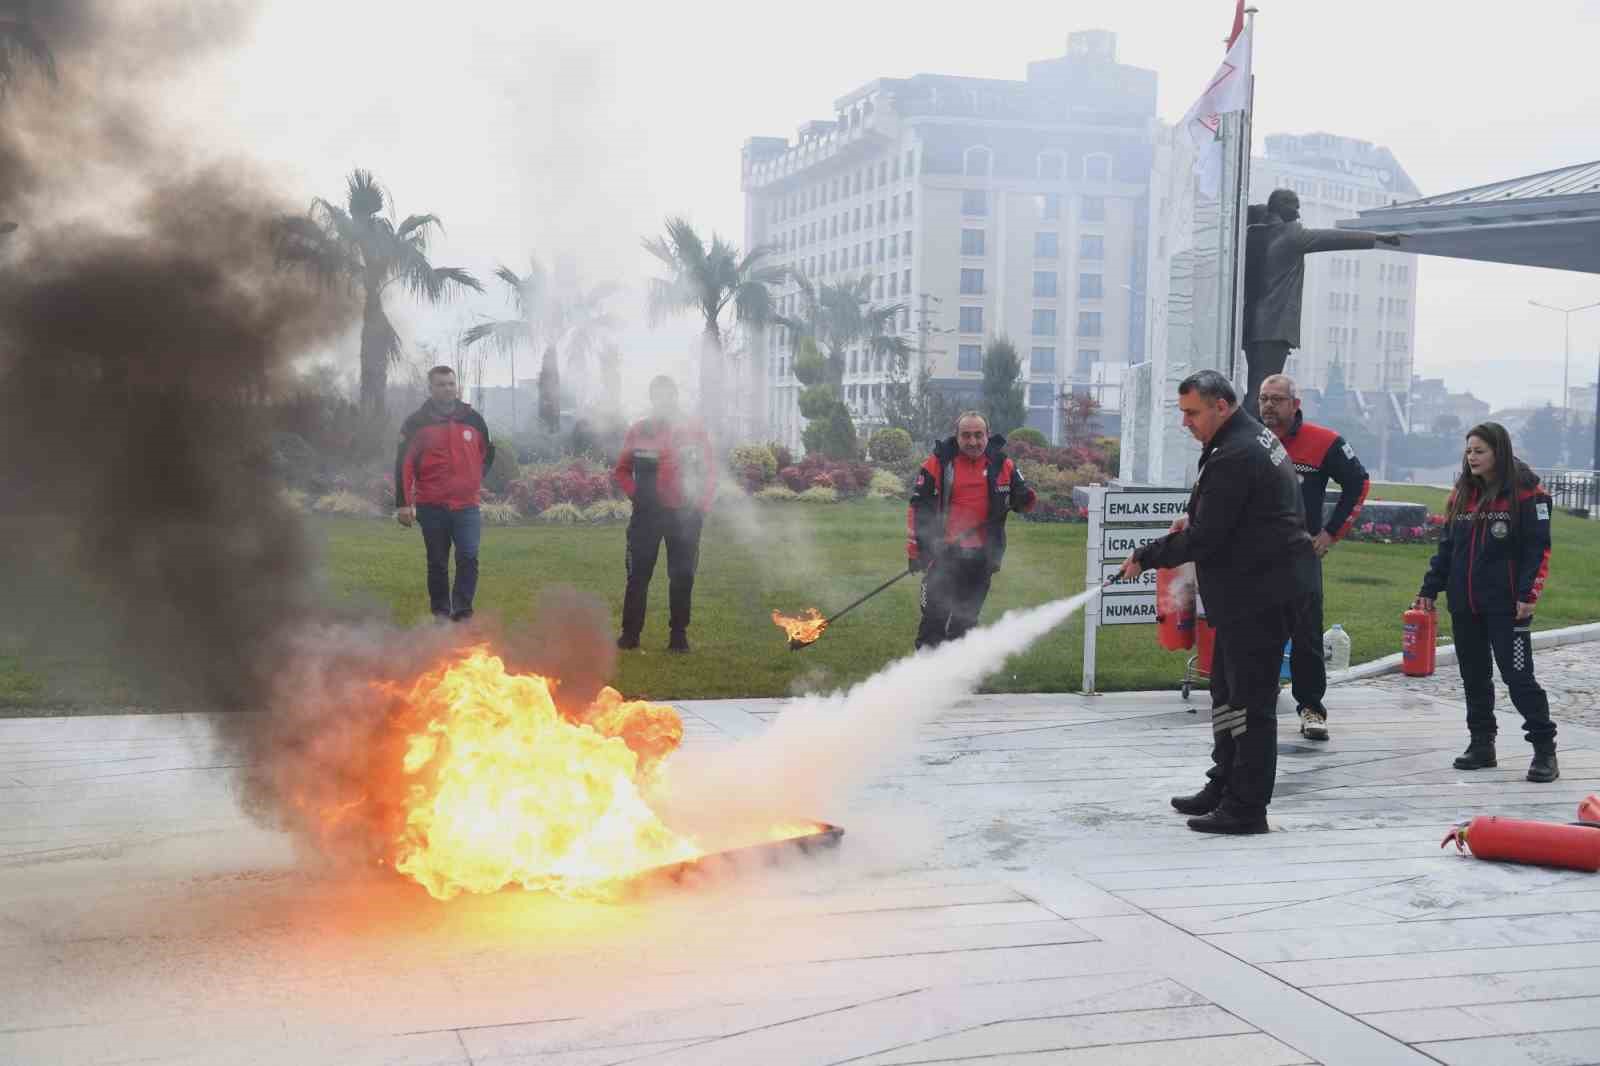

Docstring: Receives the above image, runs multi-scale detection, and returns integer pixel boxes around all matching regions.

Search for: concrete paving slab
[3,679,1598,1064]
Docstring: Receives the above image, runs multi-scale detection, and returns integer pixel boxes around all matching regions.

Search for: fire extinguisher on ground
[1155,568,1196,651]
[1403,603,1437,677]
[1442,816,1600,872]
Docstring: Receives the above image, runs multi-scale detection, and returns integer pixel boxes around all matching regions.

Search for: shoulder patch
[1341,441,1355,459]
[1536,502,1550,521]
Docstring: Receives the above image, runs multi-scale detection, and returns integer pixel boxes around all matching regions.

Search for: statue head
[1266,188,1300,223]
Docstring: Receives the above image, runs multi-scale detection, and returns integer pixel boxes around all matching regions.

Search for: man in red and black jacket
[395,366,495,621]
[1258,374,1369,740]
[906,412,1036,649]
[613,375,715,653]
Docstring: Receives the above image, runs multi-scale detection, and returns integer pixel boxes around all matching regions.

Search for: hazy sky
[167,0,1600,411]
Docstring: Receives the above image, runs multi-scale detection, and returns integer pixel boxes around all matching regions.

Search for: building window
[1081,195,1106,222]
[889,234,899,258]
[892,156,901,181]
[903,268,911,294]
[959,307,984,333]
[878,199,886,224]
[878,237,886,260]
[1077,311,1102,337]
[905,149,915,176]
[961,189,988,216]
[1034,232,1059,259]
[1029,383,1054,406]
[891,198,900,222]
[1083,153,1111,181]
[1078,273,1103,299]
[829,250,838,273]
[1031,309,1057,336]
[1033,271,1058,298]
[1080,234,1104,260]
[853,207,861,231]
[853,172,862,195]
[961,228,986,255]
[863,242,872,265]
[878,161,888,185]
[865,167,874,190]
[1075,348,1100,375]
[888,273,898,297]
[958,344,983,372]
[1037,153,1065,180]
[963,146,992,177]
[904,190,913,218]
[852,245,861,268]
[960,268,984,295]
[1037,193,1061,220]
[903,230,912,256]
[849,351,858,374]
[1031,347,1056,374]
[875,275,884,299]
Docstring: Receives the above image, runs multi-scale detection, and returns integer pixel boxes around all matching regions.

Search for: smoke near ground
[650,590,1102,842]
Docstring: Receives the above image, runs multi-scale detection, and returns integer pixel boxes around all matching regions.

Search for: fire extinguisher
[1441,816,1600,872]
[1155,568,1195,651]
[1195,617,1216,676]
[1402,604,1437,677]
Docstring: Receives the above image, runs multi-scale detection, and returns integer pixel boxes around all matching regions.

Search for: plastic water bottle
[1325,623,1351,672]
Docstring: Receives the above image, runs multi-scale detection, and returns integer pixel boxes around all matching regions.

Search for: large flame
[387,648,701,900]
[772,607,828,647]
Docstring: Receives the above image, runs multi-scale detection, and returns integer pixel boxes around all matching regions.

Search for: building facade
[1249,133,1421,403]
[741,30,1157,449]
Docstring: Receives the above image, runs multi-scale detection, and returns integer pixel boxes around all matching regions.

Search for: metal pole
[1082,484,1106,694]
[1563,311,1571,467]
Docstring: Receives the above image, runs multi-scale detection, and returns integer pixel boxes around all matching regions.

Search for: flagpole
[1226,6,1259,387]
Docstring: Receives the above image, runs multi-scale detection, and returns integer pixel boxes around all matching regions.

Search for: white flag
[1179,21,1252,198]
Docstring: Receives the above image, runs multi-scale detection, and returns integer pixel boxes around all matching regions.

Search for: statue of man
[1241,189,1403,418]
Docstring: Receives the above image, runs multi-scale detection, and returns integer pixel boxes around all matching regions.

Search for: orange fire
[386,648,701,900]
[772,607,828,647]
[358,646,827,902]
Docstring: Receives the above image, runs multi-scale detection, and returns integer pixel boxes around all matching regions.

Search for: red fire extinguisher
[1402,605,1437,677]
[1155,568,1195,651]
[1442,816,1600,872]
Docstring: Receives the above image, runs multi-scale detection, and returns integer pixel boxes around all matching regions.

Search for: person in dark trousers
[1120,370,1317,834]
[395,366,495,622]
[907,412,1037,649]
[1241,189,1403,418]
[1259,373,1370,740]
[613,376,715,653]
[1416,422,1557,782]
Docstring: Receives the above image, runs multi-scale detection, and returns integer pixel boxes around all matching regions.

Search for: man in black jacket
[1119,370,1317,834]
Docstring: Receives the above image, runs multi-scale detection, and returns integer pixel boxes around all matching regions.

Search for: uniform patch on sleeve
[1536,503,1550,521]
[1341,441,1355,459]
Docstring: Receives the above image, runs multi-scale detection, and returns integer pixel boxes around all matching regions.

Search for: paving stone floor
[1365,640,1600,733]
[2,683,1598,1066]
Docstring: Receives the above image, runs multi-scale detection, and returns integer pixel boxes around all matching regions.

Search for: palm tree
[554,274,621,409]
[777,273,910,392]
[274,169,482,418]
[0,4,56,98]
[642,217,783,432]
[462,258,549,432]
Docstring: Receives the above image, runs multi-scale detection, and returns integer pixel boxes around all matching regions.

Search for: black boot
[1453,739,1496,770]
[1187,809,1269,835]
[666,629,690,654]
[1527,743,1559,783]
[1170,788,1222,816]
[616,632,640,650]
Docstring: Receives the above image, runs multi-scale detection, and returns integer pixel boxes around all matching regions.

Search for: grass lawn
[6,482,1597,710]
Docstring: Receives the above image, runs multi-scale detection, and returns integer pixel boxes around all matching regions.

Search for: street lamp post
[1529,298,1600,468]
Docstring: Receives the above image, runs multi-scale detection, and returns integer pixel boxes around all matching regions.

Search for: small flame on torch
[772,608,828,649]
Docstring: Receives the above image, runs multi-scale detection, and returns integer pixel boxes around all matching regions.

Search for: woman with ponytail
[1415,423,1557,781]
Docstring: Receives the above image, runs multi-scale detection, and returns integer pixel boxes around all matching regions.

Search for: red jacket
[394,402,494,510]
[613,418,715,512]
[906,434,1035,570]
[1272,411,1369,540]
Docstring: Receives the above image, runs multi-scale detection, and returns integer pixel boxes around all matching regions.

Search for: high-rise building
[1249,133,1421,403]
[740,30,1157,448]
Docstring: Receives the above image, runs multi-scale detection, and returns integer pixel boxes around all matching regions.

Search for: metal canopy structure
[1338,159,1600,273]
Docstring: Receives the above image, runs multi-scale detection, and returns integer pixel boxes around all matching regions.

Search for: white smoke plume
[650,588,1103,841]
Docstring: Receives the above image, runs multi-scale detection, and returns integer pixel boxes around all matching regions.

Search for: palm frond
[395,213,441,244]
[401,264,482,303]
[461,318,529,355]
[271,214,359,289]
[346,169,385,219]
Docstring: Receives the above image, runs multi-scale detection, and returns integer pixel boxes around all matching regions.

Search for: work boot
[666,630,690,654]
[1187,809,1269,835]
[1452,739,1496,770]
[616,632,640,651]
[1299,705,1329,741]
[1170,788,1223,816]
[1528,744,1560,783]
